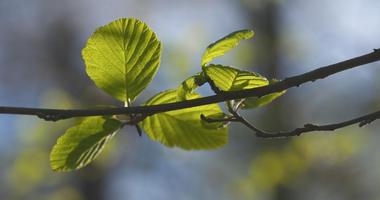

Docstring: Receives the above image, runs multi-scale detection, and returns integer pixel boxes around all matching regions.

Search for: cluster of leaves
[50,18,285,172]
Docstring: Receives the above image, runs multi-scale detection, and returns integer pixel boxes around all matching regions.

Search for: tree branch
[200,114,238,123]
[0,49,379,122]
[229,109,380,138]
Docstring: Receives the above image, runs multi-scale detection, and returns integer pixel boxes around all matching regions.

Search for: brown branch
[200,114,238,123]
[229,109,380,138]
[0,49,379,122]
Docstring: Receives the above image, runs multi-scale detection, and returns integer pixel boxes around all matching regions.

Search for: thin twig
[230,109,380,138]
[200,114,239,123]
[135,125,143,136]
[0,49,379,121]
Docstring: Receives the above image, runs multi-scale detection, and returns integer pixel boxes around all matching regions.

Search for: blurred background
[0,0,380,199]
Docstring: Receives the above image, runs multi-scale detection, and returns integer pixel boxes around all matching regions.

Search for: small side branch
[200,114,239,123]
[230,110,380,138]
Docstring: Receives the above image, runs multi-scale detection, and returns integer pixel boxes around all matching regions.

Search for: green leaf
[82,18,162,102]
[242,79,286,109]
[204,65,285,108]
[50,116,121,172]
[204,64,268,91]
[242,91,286,109]
[201,29,254,66]
[141,89,228,150]
[177,73,206,101]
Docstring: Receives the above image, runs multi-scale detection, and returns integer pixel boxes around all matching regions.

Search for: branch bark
[230,109,380,138]
[0,49,379,122]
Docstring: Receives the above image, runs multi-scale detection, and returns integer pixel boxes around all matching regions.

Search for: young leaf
[242,79,286,109]
[201,30,254,66]
[177,73,206,101]
[141,89,228,150]
[204,64,268,91]
[50,116,121,172]
[82,18,162,102]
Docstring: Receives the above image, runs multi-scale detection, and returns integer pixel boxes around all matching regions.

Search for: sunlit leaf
[204,64,268,91]
[242,79,286,109]
[177,73,206,101]
[201,29,254,66]
[141,89,228,150]
[204,65,286,109]
[50,116,121,172]
[242,91,286,109]
[82,18,162,102]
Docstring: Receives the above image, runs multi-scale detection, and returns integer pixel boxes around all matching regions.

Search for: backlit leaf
[141,89,228,150]
[204,64,268,91]
[177,73,206,101]
[242,79,286,109]
[50,116,121,172]
[201,30,254,66]
[82,18,162,102]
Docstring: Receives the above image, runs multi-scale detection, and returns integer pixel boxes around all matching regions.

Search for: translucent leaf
[242,79,286,109]
[141,89,228,150]
[201,29,254,66]
[177,73,206,101]
[82,18,162,102]
[50,116,121,172]
[204,64,268,91]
